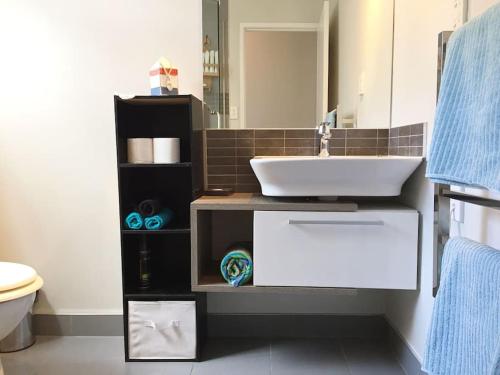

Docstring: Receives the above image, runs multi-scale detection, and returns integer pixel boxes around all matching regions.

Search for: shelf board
[119,162,192,168]
[115,95,192,106]
[121,228,190,235]
[193,275,357,295]
[124,287,194,299]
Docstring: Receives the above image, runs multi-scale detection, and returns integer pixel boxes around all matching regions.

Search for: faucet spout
[317,122,331,157]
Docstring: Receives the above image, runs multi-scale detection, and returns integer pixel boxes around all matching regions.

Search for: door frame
[239,22,319,129]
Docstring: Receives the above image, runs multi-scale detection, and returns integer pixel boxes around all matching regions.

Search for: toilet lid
[0,262,38,292]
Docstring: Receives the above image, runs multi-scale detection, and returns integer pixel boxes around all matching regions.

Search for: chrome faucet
[317,122,331,157]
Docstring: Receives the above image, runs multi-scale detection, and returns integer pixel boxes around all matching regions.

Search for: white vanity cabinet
[253,209,418,290]
[191,194,419,292]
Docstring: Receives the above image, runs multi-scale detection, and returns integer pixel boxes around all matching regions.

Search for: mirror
[202,0,394,129]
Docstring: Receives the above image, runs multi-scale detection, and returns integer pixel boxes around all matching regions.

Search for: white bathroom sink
[250,156,423,197]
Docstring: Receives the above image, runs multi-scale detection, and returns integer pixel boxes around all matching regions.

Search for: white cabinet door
[253,210,418,289]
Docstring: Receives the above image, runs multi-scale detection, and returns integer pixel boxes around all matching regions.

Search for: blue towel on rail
[422,237,500,375]
[426,4,500,192]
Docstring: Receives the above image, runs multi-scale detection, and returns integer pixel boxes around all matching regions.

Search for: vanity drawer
[253,210,418,289]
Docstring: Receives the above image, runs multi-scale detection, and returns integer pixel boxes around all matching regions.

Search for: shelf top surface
[114,94,200,106]
[120,162,192,168]
[191,193,358,211]
[194,275,357,295]
[121,228,190,234]
[192,193,416,212]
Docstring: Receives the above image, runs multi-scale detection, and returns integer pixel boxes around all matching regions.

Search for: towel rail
[441,190,500,209]
[434,186,500,296]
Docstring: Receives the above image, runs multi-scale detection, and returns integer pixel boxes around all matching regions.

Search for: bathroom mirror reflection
[202,0,395,129]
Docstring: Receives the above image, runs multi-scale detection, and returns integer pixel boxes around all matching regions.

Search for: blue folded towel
[144,209,174,230]
[125,211,143,230]
[426,4,500,192]
[220,249,253,287]
[422,237,500,375]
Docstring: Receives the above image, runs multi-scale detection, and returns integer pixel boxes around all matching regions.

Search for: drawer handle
[288,219,384,226]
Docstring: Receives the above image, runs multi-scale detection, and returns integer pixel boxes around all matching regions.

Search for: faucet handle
[317,122,331,137]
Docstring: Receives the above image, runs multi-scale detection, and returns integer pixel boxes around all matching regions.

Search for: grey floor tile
[341,338,405,375]
[192,339,270,375]
[116,362,193,375]
[270,339,350,375]
[0,336,192,375]
[1,336,406,375]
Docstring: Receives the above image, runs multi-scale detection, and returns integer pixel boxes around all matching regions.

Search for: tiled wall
[388,123,425,156]
[206,127,423,193]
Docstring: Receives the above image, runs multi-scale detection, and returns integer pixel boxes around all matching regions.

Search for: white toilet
[0,262,43,375]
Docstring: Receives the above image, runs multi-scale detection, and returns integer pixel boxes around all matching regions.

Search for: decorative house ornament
[149,57,178,95]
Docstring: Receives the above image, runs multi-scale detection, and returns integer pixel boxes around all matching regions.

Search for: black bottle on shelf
[138,238,151,290]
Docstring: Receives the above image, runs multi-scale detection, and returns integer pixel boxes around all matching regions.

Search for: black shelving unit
[114,95,206,362]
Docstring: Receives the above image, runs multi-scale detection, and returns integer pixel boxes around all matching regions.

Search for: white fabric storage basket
[128,301,196,360]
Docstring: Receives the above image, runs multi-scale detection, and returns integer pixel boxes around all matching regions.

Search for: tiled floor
[0,336,405,375]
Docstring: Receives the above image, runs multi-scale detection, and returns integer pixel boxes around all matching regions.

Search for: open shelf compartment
[192,210,254,291]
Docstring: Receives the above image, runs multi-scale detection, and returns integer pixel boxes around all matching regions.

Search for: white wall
[337,0,393,128]
[469,0,499,17]
[387,0,456,361]
[387,0,499,361]
[0,0,203,314]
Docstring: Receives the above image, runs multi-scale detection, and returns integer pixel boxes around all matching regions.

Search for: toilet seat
[0,263,43,303]
[0,276,43,303]
[0,262,37,292]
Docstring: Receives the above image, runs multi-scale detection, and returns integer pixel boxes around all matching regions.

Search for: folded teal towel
[125,212,143,230]
[220,249,253,287]
[426,4,500,192]
[144,209,173,230]
[423,237,500,375]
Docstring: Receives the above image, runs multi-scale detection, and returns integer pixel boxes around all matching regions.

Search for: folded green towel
[220,249,253,287]
[125,212,143,230]
[144,209,173,230]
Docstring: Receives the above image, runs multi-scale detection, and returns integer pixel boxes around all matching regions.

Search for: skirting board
[387,323,427,375]
[33,313,424,373]
[33,314,386,338]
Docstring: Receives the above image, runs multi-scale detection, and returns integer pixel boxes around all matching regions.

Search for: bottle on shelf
[138,238,152,290]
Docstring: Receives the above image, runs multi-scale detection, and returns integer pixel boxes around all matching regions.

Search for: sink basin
[250,156,423,197]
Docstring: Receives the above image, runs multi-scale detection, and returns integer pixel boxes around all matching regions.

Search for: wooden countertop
[192,193,358,211]
[192,193,416,212]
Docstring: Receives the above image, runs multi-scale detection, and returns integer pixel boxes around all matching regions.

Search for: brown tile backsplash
[255,129,284,138]
[236,129,255,138]
[345,129,378,138]
[346,138,378,148]
[285,129,315,138]
[255,147,284,156]
[389,123,426,156]
[285,138,315,148]
[207,138,235,148]
[236,138,254,147]
[410,123,424,135]
[255,138,284,148]
[398,126,411,136]
[206,124,425,192]
[206,129,235,138]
